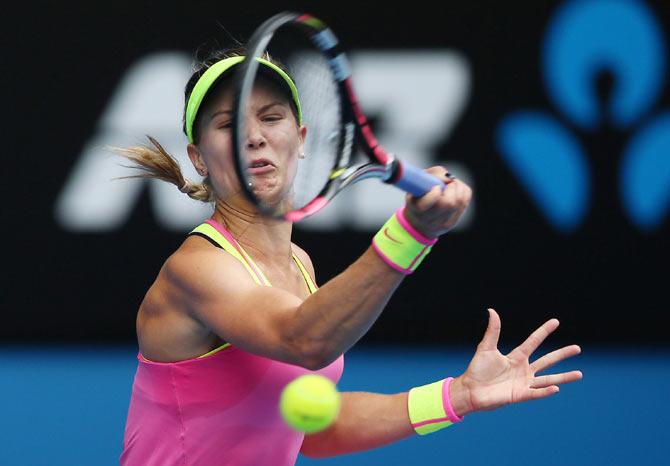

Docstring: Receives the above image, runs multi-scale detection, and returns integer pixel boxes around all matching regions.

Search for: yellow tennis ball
[279,374,341,434]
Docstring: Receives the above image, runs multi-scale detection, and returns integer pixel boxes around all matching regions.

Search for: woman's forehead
[203,79,291,116]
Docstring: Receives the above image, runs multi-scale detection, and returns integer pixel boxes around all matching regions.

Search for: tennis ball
[279,374,341,434]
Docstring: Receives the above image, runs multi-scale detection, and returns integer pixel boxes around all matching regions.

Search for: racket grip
[391,161,446,197]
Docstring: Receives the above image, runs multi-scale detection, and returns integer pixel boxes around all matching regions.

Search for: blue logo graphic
[497,0,670,232]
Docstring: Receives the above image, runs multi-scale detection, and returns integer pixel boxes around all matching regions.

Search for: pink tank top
[120,220,345,466]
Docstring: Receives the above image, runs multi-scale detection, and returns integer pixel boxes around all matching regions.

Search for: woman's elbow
[294,339,338,371]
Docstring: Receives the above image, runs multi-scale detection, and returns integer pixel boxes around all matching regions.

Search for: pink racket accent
[361,125,379,148]
[373,146,390,163]
[285,196,328,222]
[343,78,390,165]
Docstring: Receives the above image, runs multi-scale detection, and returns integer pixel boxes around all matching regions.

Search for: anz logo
[56,51,472,233]
[497,0,670,233]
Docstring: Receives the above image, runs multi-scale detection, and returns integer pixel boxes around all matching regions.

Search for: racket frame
[232,12,438,222]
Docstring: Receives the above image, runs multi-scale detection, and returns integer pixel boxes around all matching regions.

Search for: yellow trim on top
[197,342,232,358]
[292,253,318,293]
[237,245,271,286]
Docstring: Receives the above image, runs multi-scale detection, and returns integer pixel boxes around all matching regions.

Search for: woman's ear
[187,144,208,177]
[298,125,307,157]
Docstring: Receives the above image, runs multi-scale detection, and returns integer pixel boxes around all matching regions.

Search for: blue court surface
[1,344,667,465]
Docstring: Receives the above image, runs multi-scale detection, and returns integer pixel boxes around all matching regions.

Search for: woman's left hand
[449,309,583,417]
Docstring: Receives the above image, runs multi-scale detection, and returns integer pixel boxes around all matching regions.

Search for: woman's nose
[245,119,266,150]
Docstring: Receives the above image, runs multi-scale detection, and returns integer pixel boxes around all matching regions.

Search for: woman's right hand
[402,166,472,238]
[449,308,582,417]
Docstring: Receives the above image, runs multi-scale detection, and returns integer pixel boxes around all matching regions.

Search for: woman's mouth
[248,158,276,175]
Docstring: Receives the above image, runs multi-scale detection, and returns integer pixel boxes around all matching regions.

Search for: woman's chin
[251,185,293,210]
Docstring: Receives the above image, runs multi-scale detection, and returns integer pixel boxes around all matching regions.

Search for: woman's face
[189,79,306,210]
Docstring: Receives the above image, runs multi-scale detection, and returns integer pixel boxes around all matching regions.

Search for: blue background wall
[2,345,668,465]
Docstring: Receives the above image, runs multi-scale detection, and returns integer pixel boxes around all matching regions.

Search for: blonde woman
[119,48,582,466]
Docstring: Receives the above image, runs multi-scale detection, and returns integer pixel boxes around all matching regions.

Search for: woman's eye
[263,114,283,122]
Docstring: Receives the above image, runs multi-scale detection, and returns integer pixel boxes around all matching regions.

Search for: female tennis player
[119,47,582,466]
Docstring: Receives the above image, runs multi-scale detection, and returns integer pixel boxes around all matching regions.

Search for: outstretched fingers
[512,318,560,359]
[525,386,561,401]
[531,345,581,373]
[531,370,583,389]
[478,308,502,351]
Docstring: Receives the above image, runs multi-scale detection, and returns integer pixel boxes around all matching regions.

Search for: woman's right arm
[171,172,471,369]
[167,245,404,369]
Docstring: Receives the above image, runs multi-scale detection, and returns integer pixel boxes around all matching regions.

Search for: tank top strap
[189,220,271,286]
[291,253,318,294]
[190,219,317,294]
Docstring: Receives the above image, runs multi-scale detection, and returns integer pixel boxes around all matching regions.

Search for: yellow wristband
[407,377,463,435]
[372,208,437,274]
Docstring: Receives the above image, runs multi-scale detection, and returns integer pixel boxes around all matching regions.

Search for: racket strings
[243,25,344,213]
[287,51,342,207]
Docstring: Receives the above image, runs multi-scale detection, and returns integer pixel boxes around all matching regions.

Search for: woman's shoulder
[160,235,250,290]
[291,242,315,277]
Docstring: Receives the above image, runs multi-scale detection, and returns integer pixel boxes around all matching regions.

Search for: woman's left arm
[300,308,582,458]
[300,391,414,458]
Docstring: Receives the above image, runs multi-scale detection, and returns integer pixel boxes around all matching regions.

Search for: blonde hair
[114,136,214,202]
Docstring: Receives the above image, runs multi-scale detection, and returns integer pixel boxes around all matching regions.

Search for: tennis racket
[231,11,452,221]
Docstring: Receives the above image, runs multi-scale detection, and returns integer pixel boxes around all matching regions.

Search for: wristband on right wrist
[372,207,437,275]
[407,377,464,435]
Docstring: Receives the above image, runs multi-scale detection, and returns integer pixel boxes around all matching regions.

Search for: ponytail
[114,136,213,202]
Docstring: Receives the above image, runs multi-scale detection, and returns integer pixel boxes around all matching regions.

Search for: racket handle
[390,161,448,197]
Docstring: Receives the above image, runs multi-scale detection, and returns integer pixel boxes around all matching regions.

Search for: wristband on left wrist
[407,377,463,435]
